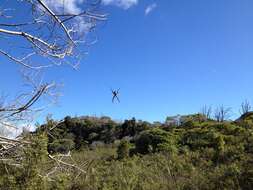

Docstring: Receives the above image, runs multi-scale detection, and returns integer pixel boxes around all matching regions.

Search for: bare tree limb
[240,100,251,115]
[214,105,231,122]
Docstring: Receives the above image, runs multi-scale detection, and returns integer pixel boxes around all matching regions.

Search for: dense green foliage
[1,112,253,189]
[117,140,130,159]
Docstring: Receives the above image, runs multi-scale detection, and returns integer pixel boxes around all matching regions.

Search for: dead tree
[214,105,231,122]
[0,0,106,134]
[240,99,251,115]
[0,0,106,179]
[0,0,106,69]
[200,105,212,120]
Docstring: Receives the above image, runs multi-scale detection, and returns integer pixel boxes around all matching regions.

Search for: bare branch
[214,105,231,122]
[0,1,105,176]
[36,0,74,43]
[240,99,251,115]
[200,105,212,120]
[0,0,105,69]
[48,153,86,173]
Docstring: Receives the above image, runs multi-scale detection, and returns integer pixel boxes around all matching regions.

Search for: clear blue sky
[1,0,253,123]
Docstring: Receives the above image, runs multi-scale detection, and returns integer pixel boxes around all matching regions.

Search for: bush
[117,140,130,160]
[134,128,178,154]
[48,139,75,153]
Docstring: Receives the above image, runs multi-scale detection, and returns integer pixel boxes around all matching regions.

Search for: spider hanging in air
[111,88,120,103]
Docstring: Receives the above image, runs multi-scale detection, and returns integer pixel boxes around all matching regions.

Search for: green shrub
[134,128,178,154]
[48,139,75,153]
[117,140,130,160]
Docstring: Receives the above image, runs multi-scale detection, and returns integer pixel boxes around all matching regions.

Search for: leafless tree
[0,0,106,134]
[0,0,106,69]
[200,105,212,120]
[214,105,231,122]
[239,99,251,115]
[0,0,106,178]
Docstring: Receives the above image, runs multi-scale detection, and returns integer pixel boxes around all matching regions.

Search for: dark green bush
[134,128,178,154]
[48,139,75,153]
[117,140,130,159]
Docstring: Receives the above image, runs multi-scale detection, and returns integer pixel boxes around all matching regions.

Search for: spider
[111,88,120,103]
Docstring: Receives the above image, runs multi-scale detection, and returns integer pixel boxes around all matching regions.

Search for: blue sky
[1,0,253,123]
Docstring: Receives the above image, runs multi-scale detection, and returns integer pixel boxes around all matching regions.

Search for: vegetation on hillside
[1,112,253,189]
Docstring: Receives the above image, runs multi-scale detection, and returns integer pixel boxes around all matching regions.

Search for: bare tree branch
[214,105,231,122]
[240,99,251,115]
[0,0,105,180]
[0,0,105,69]
[200,105,212,120]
